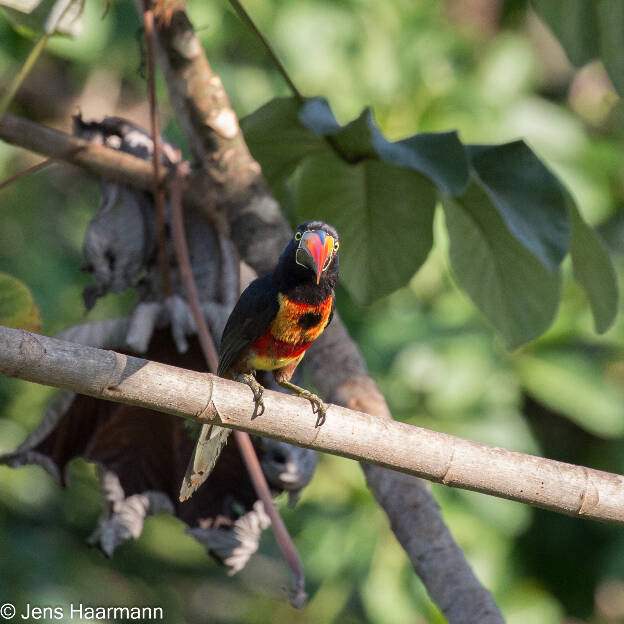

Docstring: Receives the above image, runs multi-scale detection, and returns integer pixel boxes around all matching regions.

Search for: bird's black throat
[273,259,338,304]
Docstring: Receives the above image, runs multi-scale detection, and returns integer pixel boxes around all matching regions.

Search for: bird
[179,220,340,502]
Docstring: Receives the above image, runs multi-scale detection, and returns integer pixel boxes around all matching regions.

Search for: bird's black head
[275,221,340,297]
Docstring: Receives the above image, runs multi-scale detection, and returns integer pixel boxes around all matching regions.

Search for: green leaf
[517,350,624,437]
[300,97,470,196]
[298,97,342,136]
[531,0,599,67]
[243,96,469,198]
[598,0,624,98]
[296,151,436,304]
[0,273,41,332]
[468,141,570,271]
[568,199,618,333]
[443,182,561,349]
[241,97,325,193]
[381,132,469,197]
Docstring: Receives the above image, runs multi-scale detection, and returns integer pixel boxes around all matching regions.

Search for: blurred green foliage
[0,272,40,330]
[1,1,624,623]
[532,0,624,97]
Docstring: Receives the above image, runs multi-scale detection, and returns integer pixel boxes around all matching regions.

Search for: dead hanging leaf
[1,328,317,572]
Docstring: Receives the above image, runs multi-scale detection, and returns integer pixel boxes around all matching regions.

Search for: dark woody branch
[0,113,217,217]
[149,5,504,623]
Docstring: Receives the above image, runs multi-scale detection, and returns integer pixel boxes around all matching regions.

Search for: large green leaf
[517,350,624,437]
[0,273,40,332]
[299,97,470,196]
[382,132,469,197]
[468,142,570,271]
[243,97,469,198]
[297,98,343,136]
[296,151,436,304]
[241,97,325,192]
[444,182,561,349]
[531,0,599,66]
[598,0,624,98]
[245,96,613,335]
[568,199,618,333]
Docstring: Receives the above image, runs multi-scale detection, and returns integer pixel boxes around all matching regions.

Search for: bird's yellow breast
[247,293,333,371]
[270,293,333,344]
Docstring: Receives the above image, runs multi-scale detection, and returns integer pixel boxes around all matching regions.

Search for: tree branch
[2,325,623,527]
[0,113,216,216]
[0,113,162,190]
[148,7,505,622]
[150,6,290,273]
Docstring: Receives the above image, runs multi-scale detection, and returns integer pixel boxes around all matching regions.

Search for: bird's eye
[334,241,340,251]
[294,231,302,241]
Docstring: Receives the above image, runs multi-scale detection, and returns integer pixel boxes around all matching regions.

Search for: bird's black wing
[180,274,279,502]
[217,273,280,377]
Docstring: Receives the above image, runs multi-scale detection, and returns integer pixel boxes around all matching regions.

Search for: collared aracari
[179,221,340,502]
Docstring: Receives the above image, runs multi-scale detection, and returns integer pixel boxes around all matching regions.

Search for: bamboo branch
[2,325,623,527]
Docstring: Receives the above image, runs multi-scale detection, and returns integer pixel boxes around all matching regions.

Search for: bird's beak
[296,230,335,284]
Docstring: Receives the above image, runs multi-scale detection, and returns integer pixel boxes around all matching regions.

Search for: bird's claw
[314,404,327,427]
[276,380,328,427]
[237,373,265,418]
[299,390,327,427]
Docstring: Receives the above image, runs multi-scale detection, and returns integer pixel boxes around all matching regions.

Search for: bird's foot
[298,389,327,427]
[276,380,327,427]
[236,373,265,417]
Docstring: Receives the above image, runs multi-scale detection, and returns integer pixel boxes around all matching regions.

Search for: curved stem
[228,0,304,103]
[0,34,50,120]
[142,0,172,297]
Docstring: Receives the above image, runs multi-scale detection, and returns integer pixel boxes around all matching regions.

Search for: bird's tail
[179,424,231,502]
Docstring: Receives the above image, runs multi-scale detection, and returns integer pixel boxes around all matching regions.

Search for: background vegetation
[1,1,623,622]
